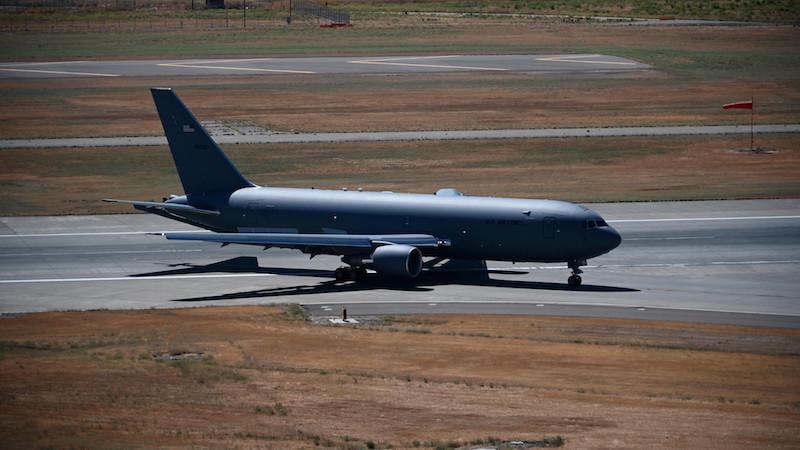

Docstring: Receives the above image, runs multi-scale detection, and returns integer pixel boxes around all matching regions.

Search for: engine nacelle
[371,244,423,278]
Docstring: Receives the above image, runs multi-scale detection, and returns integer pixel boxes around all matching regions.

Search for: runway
[0,54,647,78]
[1,199,798,327]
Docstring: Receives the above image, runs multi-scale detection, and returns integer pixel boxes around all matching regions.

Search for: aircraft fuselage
[172,186,621,263]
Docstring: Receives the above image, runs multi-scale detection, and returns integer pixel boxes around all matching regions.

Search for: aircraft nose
[604,226,622,252]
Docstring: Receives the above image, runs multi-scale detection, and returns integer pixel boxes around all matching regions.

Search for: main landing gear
[334,266,368,282]
[567,260,586,287]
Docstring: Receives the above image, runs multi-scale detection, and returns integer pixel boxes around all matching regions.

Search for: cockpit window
[584,219,609,229]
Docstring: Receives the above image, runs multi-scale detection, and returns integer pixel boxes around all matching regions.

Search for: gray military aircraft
[106,88,621,286]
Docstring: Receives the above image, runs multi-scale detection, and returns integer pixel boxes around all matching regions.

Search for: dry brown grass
[0,73,797,139]
[1,133,798,215]
[0,306,798,449]
[0,25,798,138]
[1,24,798,215]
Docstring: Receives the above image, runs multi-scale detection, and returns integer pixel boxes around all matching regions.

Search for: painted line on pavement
[354,55,462,62]
[0,273,277,284]
[0,249,203,258]
[0,230,206,238]
[349,55,507,71]
[157,63,315,74]
[0,68,120,77]
[610,215,800,223]
[624,236,712,241]
[2,260,797,285]
[488,260,800,271]
[536,54,637,65]
[166,58,276,64]
[349,60,508,71]
[5,61,95,66]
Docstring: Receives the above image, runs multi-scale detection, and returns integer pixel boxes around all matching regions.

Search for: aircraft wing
[161,232,449,254]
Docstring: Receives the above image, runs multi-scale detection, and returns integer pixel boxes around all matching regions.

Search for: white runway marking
[0,249,202,258]
[2,260,796,285]
[349,55,508,71]
[625,236,713,241]
[610,215,800,223]
[488,260,800,271]
[536,54,637,65]
[0,68,120,77]
[0,273,276,284]
[355,55,463,61]
[9,61,96,66]
[157,63,315,74]
[169,58,277,64]
[0,230,207,238]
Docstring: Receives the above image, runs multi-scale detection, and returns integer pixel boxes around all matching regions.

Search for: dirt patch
[0,306,798,449]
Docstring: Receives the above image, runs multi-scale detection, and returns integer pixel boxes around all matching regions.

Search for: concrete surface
[1,199,798,327]
[0,54,647,79]
[2,124,798,149]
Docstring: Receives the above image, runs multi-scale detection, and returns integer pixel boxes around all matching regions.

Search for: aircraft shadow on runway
[130,256,638,303]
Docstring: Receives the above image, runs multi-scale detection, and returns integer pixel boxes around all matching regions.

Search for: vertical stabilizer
[150,87,254,195]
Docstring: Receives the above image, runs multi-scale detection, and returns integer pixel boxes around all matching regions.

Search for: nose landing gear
[567,260,586,287]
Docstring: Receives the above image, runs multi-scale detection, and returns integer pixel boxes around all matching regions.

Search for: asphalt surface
[1,199,798,327]
[2,124,798,149]
[0,54,647,79]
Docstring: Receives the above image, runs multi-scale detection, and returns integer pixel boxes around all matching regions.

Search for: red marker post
[723,99,754,150]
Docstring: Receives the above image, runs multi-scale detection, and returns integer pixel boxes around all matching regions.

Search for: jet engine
[371,244,423,278]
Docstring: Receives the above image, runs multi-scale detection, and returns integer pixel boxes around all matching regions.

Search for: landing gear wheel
[335,266,363,282]
[567,259,586,288]
[334,267,353,281]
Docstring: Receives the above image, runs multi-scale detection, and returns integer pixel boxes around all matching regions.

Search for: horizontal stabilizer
[102,199,220,216]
